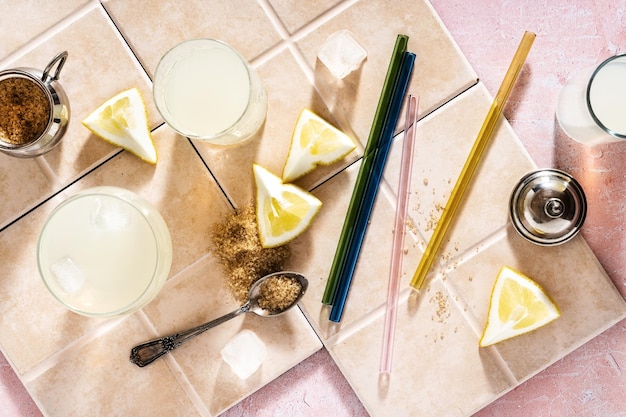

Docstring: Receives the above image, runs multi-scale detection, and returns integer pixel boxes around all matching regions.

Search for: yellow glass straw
[410,31,536,291]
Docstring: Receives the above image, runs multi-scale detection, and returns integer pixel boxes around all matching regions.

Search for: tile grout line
[98,1,238,216]
[0,149,123,234]
[0,0,155,232]
[440,255,520,387]
[254,0,363,143]
[20,252,218,400]
[316,224,511,347]
[0,1,99,69]
[97,0,155,83]
[34,156,63,189]
[134,309,214,417]
[19,314,128,383]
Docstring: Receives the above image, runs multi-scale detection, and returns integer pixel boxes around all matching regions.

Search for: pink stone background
[1,1,625,416]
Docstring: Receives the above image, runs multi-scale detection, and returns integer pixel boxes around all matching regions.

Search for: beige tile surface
[292,160,406,334]
[447,228,626,382]
[1,1,625,417]
[295,83,538,334]
[0,156,54,229]
[294,80,626,417]
[0,0,91,59]
[68,125,234,277]
[329,279,513,417]
[294,0,478,144]
[192,48,361,206]
[1,5,158,198]
[32,7,158,183]
[26,315,202,417]
[0,193,105,374]
[394,84,537,257]
[267,0,345,34]
[141,254,321,415]
[102,0,282,78]
[0,124,230,375]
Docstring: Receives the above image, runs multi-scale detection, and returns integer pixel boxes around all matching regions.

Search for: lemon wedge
[254,163,322,248]
[82,87,157,164]
[479,266,560,347]
[282,109,356,182]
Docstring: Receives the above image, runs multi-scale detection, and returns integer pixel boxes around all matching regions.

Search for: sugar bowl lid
[509,169,587,245]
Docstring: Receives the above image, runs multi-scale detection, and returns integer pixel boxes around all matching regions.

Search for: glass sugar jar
[0,51,70,157]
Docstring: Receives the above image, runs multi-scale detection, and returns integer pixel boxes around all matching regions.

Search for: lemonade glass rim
[37,186,171,317]
[585,53,626,140]
[152,38,253,140]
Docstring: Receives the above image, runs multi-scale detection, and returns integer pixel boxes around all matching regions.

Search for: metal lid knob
[509,169,587,245]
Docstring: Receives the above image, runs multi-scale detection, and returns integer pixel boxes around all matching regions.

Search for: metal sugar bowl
[0,51,70,157]
[509,169,587,246]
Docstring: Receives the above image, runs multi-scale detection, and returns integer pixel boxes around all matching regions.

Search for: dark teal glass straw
[329,51,415,322]
[322,35,409,305]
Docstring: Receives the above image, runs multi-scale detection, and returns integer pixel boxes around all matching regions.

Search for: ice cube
[90,197,130,230]
[220,329,267,380]
[317,30,368,79]
[50,257,85,295]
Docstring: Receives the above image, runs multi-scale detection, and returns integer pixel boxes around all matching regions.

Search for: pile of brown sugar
[258,274,302,314]
[211,203,290,302]
[0,77,50,145]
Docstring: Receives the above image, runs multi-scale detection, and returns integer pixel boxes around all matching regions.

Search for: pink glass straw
[380,94,418,375]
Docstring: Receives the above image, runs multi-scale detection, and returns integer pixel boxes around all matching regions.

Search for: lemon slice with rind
[254,164,322,248]
[282,109,356,182]
[479,266,560,347]
[82,87,157,164]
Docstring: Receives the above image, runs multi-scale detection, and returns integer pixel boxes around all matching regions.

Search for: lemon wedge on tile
[479,266,560,347]
[82,87,157,164]
[254,163,322,248]
[281,109,356,182]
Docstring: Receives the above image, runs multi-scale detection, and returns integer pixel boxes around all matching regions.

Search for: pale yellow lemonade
[37,187,172,317]
[557,55,626,144]
[587,59,626,135]
[153,39,267,145]
[164,47,248,136]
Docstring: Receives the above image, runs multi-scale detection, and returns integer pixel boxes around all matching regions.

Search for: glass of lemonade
[153,38,267,145]
[556,54,626,145]
[37,186,172,317]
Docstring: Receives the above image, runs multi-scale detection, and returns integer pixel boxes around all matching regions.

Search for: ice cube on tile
[90,196,130,230]
[220,329,267,380]
[50,257,85,295]
[317,30,367,79]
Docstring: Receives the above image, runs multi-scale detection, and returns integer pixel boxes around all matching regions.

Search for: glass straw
[322,35,409,305]
[380,94,418,375]
[329,51,415,323]
[410,31,536,291]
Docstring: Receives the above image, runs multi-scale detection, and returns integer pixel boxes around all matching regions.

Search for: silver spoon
[130,271,308,367]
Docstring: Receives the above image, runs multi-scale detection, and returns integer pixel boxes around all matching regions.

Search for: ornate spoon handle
[130,303,250,367]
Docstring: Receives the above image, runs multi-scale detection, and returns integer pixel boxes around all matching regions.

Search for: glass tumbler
[153,39,267,146]
[556,54,626,146]
[37,186,173,317]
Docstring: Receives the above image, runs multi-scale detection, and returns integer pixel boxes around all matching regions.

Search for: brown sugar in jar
[0,77,51,146]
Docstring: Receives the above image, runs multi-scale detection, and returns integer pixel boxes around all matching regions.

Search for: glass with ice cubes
[37,186,172,317]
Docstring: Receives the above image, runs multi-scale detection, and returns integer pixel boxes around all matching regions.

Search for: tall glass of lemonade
[153,39,267,145]
[37,186,172,317]
[556,54,626,145]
